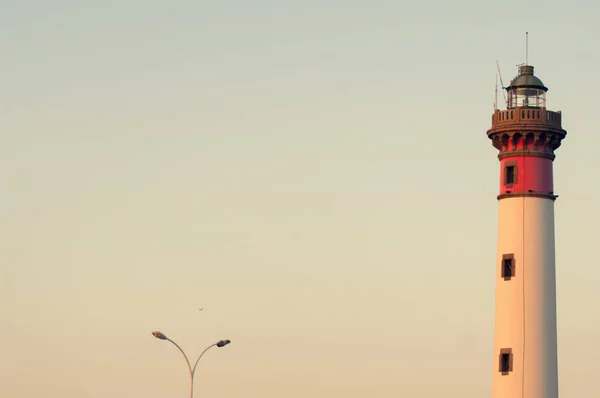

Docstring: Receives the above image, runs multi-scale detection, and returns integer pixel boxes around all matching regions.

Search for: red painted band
[499,156,553,194]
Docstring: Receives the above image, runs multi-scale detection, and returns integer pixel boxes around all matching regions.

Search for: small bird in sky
[198,308,204,311]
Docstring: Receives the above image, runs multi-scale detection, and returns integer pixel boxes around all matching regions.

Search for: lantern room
[506,65,548,109]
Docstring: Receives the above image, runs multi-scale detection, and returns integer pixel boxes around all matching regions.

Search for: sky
[1,0,600,397]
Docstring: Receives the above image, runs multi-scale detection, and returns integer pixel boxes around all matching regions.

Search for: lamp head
[216,339,231,347]
[152,331,168,340]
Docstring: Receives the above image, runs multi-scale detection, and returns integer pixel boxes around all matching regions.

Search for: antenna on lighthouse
[494,72,498,111]
[526,31,529,65]
[496,60,508,108]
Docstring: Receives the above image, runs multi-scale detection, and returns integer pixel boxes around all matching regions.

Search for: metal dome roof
[506,65,548,92]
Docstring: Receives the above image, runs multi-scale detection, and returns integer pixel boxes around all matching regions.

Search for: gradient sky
[2,1,600,397]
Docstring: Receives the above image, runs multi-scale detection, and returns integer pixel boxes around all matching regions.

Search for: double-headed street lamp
[152,331,231,398]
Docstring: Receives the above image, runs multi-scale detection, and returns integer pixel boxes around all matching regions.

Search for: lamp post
[152,331,231,398]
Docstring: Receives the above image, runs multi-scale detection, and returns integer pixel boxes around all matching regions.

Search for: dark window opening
[501,353,510,372]
[505,165,516,185]
[502,259,512,278]
[501,254,515,280]
[500,352,512,374]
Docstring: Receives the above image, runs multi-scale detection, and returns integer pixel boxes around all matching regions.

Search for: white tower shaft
[492,197,558,398]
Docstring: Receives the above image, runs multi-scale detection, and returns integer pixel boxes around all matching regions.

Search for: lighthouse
[487,63,567,398]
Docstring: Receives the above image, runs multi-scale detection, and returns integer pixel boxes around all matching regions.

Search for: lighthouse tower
[487,64,567,398]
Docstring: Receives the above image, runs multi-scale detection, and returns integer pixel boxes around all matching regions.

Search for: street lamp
[152,331,231,398]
